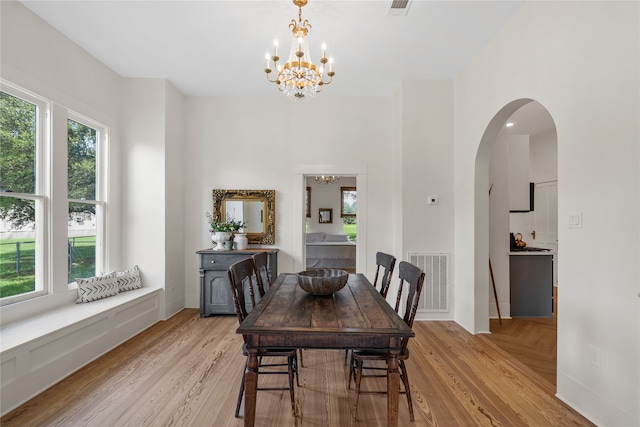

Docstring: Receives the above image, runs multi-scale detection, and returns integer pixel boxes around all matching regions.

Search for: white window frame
[67,112,108,282]
[0,81,51,305]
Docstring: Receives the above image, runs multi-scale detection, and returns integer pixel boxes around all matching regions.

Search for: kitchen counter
[509,249,555,256]
[509,252,554,317]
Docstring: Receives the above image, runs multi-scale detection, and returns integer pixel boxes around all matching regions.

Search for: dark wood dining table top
[237,272,414,351]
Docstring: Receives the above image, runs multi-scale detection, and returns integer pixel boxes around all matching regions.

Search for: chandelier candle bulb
[274,39,278,56]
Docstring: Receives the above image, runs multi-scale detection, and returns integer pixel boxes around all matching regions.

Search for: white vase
[211,231,231,251]
[234,233,248,250]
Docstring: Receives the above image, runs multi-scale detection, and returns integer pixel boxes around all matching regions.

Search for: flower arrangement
[206,212,247,233]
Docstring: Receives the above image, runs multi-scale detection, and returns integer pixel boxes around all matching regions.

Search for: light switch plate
[568,211,582,228]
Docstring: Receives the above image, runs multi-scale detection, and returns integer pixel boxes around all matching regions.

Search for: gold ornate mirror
[212,189,275,244]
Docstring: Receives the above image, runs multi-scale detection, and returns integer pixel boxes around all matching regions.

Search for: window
[0,86,48,302]
[67,116,105,283]
[340,187,357,241]
[340,187,356,218]
[0,80,109,304]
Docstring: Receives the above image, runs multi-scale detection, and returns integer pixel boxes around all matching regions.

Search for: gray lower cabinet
[509,254,553,317]
[197,248,278,317]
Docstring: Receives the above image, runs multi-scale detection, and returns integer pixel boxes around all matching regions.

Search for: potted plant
[206,213,248,250]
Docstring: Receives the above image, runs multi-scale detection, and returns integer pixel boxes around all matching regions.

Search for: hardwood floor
[1,309,591,427]
[481,317,557,387]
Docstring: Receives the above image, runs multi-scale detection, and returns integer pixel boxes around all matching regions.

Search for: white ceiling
[20,0,525,97]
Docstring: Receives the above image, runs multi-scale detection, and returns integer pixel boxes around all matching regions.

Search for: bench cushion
[75,272,119,303]
[116,265,143,292]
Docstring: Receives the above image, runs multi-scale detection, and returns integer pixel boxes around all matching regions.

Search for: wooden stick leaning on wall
[488,183,502,325]
[489,259,502,325]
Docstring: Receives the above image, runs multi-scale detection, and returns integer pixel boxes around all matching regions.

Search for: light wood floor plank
[1,309,592,427]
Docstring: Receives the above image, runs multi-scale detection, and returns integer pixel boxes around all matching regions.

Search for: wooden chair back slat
[252,252,271,295]
[373,252,396,298]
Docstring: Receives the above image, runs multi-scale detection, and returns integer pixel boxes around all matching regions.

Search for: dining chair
[228,258,299,418]
[345,251,398,365]
[348,261,425,421]
[372,252,397,298]
[252,251,305,367]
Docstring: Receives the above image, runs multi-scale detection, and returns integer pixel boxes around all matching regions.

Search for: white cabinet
[508,135,531,212]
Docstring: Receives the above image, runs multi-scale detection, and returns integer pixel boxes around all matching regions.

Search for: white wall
[400,81,455,256]
[182,96,396,307]
[120,80,167,284]
[120,78,187,319]
[164,81,186,317]
[455,2,639,425]
[396,81,456,319]
[530,129,558,183]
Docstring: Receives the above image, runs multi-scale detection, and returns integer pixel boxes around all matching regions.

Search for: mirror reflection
[224,200,264,233]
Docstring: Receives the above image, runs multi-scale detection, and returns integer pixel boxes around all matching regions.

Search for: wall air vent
[386,0,412,16]
[408,253,449,312]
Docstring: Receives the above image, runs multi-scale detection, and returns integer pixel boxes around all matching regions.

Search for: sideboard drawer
[199,253,252,270]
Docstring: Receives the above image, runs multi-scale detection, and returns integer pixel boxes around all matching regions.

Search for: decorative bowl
[297,269,349,295]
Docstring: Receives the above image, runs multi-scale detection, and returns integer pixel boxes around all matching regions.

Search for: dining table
[236,272,414,427]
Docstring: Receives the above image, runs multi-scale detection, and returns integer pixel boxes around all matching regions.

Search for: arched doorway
[476,99,558,384]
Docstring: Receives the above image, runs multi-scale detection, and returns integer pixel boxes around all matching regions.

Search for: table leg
[244,349,259,427]
[387,352,400,427]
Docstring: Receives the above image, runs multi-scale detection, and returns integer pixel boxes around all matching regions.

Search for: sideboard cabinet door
[197,249,278,317]
[202,270,234,315]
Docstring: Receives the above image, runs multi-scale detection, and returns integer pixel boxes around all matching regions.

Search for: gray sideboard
[197,248,278,317]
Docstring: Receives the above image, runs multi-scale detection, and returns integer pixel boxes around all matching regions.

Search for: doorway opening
[304,176,357,273]
[479,99,558,386]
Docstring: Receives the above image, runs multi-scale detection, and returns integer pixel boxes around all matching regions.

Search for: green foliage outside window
[68,119,97,213]
[0,91,37,228]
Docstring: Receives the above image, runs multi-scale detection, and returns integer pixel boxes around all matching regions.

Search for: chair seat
[351,347,409,361]
[241,343,297,357]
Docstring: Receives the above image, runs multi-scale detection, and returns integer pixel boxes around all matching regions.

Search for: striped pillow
[116,265,143,292]
[76,272,119,303]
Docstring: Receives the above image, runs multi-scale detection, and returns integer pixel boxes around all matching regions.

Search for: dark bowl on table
[297,269,349,295]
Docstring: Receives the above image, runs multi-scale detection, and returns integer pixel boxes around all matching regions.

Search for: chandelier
[264,0,335,100]
[315,175,340,184]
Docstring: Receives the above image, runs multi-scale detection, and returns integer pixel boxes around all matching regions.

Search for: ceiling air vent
[386,0,412,17]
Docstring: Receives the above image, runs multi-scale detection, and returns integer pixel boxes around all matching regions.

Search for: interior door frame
[293,165,368,274]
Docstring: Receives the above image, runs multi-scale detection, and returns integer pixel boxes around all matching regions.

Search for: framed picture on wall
[319,208,333,224]
[306,187,311,218]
